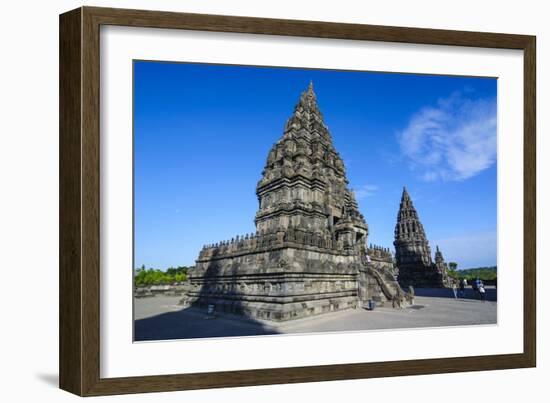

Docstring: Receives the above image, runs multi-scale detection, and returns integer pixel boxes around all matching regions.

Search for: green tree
[134,265,191,286]
[456,266,497,281]
[447,262,459,279]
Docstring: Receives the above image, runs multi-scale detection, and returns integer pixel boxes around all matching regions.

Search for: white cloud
[354,184,378,200]
[398,92,497,182]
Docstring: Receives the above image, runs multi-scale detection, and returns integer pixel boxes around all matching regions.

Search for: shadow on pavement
[135,260,286,341]
[134,305,280,341]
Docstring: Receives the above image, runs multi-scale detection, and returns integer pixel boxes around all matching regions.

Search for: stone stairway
[367,263,413,308]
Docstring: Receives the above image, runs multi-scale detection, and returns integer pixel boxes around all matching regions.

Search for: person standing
[473,278,480,294]
[479,281,486,302]
[451,281,458,299]
[459,278,466,298]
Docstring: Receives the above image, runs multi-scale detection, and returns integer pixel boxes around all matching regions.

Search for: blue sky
[134,61,497,270]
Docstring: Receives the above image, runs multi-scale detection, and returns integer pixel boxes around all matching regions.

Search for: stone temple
[181,83,411,321]
[394,187,451,288]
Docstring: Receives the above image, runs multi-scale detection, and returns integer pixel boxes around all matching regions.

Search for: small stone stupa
[181,83,410,321]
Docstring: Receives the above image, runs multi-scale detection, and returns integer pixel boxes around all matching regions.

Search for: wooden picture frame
[59,6,536,396]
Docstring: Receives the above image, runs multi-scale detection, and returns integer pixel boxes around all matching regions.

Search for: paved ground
[134,290,497,341]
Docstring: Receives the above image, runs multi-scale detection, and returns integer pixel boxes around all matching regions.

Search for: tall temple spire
[401,186,410,202]
[298,80,318,110]
[395,187,432,284]
[255,83,367,245]
[394,186,450,287]
[281,82,333,144]
[396,187,424,237]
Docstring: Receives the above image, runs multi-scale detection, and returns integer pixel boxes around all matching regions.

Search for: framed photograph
[59,6,536,396]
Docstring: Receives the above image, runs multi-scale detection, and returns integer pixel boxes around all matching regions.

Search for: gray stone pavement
[134,292,497,341]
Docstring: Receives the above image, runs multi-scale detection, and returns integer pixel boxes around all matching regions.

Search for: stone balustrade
[367,243,393,261]
[198,227,345,261]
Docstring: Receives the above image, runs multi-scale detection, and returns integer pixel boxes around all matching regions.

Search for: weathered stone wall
[184,234,403,320]
[197,226,346,263]
[184,245,360,321]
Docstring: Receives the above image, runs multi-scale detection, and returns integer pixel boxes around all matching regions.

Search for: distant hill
[455,266,497,281]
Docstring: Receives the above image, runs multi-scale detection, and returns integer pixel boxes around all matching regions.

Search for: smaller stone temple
[434,245,449,279]
[394,187,451,288]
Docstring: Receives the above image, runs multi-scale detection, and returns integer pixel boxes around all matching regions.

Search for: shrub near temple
[134,266,189,286]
